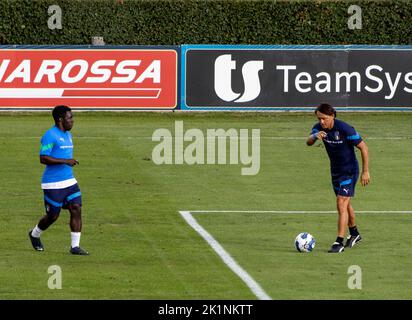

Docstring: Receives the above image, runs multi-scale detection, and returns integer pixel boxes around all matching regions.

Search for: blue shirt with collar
[39,126,75,184]
[311,119,362,175]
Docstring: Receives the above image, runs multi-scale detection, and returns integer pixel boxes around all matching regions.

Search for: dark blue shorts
[331,171,359,197]
[43,183,82,216]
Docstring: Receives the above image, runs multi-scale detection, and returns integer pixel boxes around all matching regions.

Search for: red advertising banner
[0,49,177,109]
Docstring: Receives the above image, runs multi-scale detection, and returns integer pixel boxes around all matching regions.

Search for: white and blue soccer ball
[295,232,316,253]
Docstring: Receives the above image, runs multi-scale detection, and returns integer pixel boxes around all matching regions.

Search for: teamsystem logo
[207,51,412,107]
[214,54,264,103]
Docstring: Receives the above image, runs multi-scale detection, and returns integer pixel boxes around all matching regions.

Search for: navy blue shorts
[43,183,82,216]
[331,171,359,197]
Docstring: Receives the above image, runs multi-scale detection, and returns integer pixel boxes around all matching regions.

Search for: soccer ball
[295,232,316,253]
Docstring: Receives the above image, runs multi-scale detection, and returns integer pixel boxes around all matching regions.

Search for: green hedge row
[0,0,411,45]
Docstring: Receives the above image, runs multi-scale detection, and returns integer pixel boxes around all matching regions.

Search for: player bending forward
[307,104,370,253]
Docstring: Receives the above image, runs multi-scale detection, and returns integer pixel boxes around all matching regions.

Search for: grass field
[0,111,411,300]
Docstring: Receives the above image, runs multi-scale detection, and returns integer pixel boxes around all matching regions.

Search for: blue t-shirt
[311,119,362,175]
[39,126,75,184]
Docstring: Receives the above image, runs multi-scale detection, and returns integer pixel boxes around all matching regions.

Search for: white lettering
[276,65,296,92]
[151,129,173,165]
[184,128,204,165]
[5,60,31,83]
[365,65,384,93]
[0,59,10,82]
[315,72,331,93]
[135,60,160,83]
[175,120,184,165]
[347,265,362,289]
[336,72,361,92]
[240,129,260,176]
[86,60,116,83]
[61,59,88,83]
[47,265,62,289]
[48,5,62,30]
[34,60,62,83]
[152,121,260,176]
[384,72,402,99]
[347,5,362,30]
[404,72,412,93]
[112,60,140,83]
[295,72,312,93]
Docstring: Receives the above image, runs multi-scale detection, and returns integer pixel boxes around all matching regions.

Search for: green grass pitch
[0,111,411,299]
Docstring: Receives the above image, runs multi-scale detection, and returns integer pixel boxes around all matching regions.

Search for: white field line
[179,211,272,300]
[0,136,410,140]
[189,210,412,214]
[180,209,412,300]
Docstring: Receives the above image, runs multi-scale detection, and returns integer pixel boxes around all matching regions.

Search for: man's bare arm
[40,155,79,166]
[356,141,370,186]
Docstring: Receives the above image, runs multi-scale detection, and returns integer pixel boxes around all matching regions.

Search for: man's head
[52,105,73,131]
[315,103,336,130]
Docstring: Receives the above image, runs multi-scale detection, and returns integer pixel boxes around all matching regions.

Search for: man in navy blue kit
[307,104,370,253]
[29,105,89,255]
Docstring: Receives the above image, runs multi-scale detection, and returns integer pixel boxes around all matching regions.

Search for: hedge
[0,0,411,45]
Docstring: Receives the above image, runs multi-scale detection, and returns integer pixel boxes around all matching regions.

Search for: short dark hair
[315,103,336,118]
[52,105,71,122]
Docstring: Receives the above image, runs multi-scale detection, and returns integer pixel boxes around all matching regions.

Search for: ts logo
[214,54,263,103]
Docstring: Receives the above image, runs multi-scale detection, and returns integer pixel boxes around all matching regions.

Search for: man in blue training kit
[29,105,89,255]
[307,104,370,253]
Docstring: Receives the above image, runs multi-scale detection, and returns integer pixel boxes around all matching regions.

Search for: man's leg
[69,203,89,255]
[328,195,350,253]
[345,200,362,248]
[69,203,82,233]
[38,213,59,230]
[337,195,350,238]
[347,201,356,228]
[29,197,61,252]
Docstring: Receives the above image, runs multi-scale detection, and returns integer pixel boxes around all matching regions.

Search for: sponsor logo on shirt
[324,139,343,144]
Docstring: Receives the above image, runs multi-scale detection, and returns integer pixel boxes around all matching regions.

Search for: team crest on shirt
[334,131,340,141]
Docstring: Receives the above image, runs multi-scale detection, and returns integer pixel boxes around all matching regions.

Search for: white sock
[71,232,81,248]
[31,225,43,238]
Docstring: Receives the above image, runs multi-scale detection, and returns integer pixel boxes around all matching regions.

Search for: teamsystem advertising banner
[2,45,412,110]
[0,46,178,109]
[181,45,412,110]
